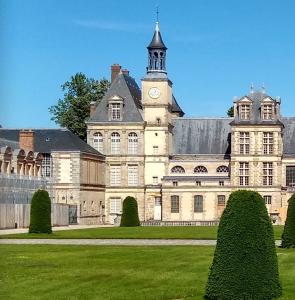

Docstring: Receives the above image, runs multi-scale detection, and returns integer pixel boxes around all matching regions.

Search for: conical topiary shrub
[281,193,295,248]
[205,190,281,300]
[29,189,52,233]
[120,196,140,227]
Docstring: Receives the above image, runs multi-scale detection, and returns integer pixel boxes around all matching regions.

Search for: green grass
[0,225,284,240]
[0,245,294,299]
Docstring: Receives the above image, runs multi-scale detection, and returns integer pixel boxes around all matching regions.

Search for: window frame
[110,132,121,154]
[128,132,138,154]
[171,195,180,213]
[110,165,121,186]
[127,165,138,186]
[194,195,204,213]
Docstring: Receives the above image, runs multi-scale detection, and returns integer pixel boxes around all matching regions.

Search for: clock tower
[142,21,173,200]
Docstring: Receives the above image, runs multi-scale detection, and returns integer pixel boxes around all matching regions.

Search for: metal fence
[0,173,50,204]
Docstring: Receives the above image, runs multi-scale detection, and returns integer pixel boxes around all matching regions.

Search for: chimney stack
[19,130,35,152]
[122,69,129,76]
[111,64,121,82]
[90,101,97,117]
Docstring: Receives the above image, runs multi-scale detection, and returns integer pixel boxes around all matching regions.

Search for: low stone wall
[0,204,69,229]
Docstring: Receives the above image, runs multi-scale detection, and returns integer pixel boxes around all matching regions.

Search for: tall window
[153,146,159,154]
[171,166,185,173]
[286,166,295,186]
[194,195,203,212]
[111,132,120,154]
[217,195,226,206]
[240,104,250,120]
[171,195,179,213]
[128,132,138,154]
[262,105,273,120]
[216,166,229,173]
[263,195,272,205]
[41,153,51,177]
[263,132,273,155]
[152,176,158,184]
[128,165,138,186]
[110,165,121,186]
[239,132,250,154]
[110,103,121,120]
[239,162,249,186]
[263,162,273,186]
[93,132,103,153]
[194,166,208,173]
[110,198,121,214]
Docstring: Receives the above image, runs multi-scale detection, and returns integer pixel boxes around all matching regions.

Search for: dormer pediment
[108,94,124,102]
[236,96,253,103]
[261,96,275,103]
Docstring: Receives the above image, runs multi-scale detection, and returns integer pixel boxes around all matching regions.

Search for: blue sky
[1,0,295,128]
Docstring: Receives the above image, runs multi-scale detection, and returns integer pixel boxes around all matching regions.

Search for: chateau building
[87,22,295,225]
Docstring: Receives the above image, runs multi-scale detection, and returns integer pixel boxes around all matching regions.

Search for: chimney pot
[90,101,97,117]
[111,64,121,82]
[19,130,35,152]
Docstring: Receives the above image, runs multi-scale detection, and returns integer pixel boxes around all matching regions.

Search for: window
[239,162,249,186]
[216,166,229,173]
[194,195,203,212]
[171,195,179,213]
[111,132,120,154]
[110,165,121,186]
[217,195,226,206]
[128,132,138,154]
[110,198,121,214]
[262,105,273,120]
[196,181,201,186]
[110,103,121,120]
[41,153,51,177]
[173,181,178,187]
[263,162,273,186]
[286,166,295,186]
[93,132,103,153]
[152,176,158,184]
[171,166,185,173]
[263,195,272,205]
[239,132,250,154]
[128,165,138,186]
[83,201,86,211]
[240,104,250,120]
[156,118,161,125]
[263,132,273,155]
[194,166,208,173]
[219,181,224,186]
[153,146,159,154]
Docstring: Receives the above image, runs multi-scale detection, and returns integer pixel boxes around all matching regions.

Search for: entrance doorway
[154,197,162,220]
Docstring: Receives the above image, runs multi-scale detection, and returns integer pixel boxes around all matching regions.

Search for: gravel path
[0,239,282,246]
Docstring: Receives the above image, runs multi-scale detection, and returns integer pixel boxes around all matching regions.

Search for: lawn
[0,225,284,240]
[0,245,294,300]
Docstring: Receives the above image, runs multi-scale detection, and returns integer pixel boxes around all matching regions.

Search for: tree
[49,73,110,140]
[227,105,234,117]
[29,189,52,234]
[205,190,281,300]
[281,194,295,248]
[120,196,140,227]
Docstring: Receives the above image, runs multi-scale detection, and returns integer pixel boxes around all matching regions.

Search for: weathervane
[156,5,159,22]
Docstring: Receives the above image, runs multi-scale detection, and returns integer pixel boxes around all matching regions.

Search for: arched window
[171,166,185,173]
[216,165,229,173]
[128,132,138,154]
[111,132,120,154]
[194,166,208,173]
[93,132,103,153]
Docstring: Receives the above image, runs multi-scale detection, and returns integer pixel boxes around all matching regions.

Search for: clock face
[148,87,161,99]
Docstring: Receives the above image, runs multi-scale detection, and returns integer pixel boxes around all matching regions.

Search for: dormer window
[262,104,273,120]
[240,104,250,120]
[111,103,121,120]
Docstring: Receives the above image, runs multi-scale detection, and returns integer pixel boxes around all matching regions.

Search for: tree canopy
[281,193,295,248]
[227,106,234,117]
[120,196,140,227]
[49,73,110,140]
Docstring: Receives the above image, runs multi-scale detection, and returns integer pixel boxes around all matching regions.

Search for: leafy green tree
[49,73,110,140]
[281,194,295,248]
[205,190,281,300]
[227,105,234,117]
[120,196,140,227]
[29,189,52,234]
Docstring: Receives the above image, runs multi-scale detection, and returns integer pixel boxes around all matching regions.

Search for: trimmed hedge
[205,190,281,300]
[29,189,52,234]
[120,196,140,227]
[281,193,295,248]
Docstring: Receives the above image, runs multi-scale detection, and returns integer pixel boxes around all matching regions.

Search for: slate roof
[147,22,167,50]
[0,137,19,149]
[172,117,295,156]
[172,95,184,116]
[0,129,101,155]
[231,91,282,125]
[88,73,144,123]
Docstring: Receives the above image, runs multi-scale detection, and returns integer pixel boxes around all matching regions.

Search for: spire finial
[250,82,254,94]
[156,5,159,22]
[261,82,266,94]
